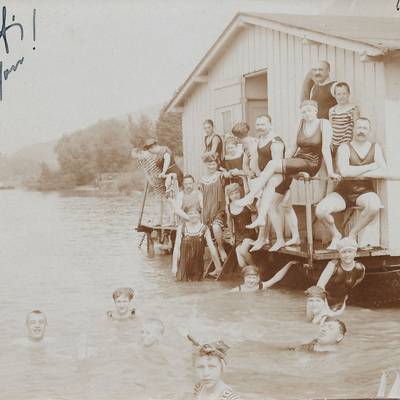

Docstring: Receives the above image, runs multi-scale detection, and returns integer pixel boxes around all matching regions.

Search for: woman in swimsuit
[317,237,365,308]
[225,182,257,269]
[188,335,241,400]
[230,262,299,292]
[237,100,340,249]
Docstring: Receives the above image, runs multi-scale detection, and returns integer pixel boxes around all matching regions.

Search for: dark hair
[324,318,347,336]
[356,117,371,127]
[334,81,351,94]
[231,122,250,139]
[203,119,214,127]
[183,174,195,182]
[256,114,272,123]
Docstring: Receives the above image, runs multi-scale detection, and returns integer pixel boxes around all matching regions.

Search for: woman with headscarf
[188,335,240,400]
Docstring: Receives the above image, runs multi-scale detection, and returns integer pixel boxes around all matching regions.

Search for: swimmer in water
[107,287,135,320]
[291,318,347,353]
[188,335,241,400]
[26,310,47,342]
[305,286,347,324]
[230,261,299,292]
[140,318,165,347]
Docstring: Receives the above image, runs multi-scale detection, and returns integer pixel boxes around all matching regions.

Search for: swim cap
[336,237,358,252]
[188,335,230,364]
[300,99,318,110]
[112,287,135,301]
[305,285,327,300]
[242,265,259,277]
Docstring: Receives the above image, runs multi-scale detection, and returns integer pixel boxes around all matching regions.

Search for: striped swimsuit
[194,383,241,400]
[330,105,357,149]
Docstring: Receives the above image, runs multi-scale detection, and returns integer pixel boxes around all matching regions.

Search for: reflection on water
[1,189,400,399]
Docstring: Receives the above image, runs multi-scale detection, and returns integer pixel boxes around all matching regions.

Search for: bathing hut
[165,13,400,304]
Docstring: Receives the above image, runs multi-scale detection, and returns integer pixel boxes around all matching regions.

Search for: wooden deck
[258,240,390,261]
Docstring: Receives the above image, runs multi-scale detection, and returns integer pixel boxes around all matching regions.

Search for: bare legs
[316,192,381,250]
[212,223,227,262]
[315,192,346,250]
[236,238,255,268]
[349,193,381,240]
[237,159,283,207]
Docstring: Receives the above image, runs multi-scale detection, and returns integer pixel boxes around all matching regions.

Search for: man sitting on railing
[316,117,387,250]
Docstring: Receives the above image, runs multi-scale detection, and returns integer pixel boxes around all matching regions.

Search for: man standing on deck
[315,117,387,249]
[302,60,337,119]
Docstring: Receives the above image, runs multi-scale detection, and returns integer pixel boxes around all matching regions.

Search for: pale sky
[0,0,397,153]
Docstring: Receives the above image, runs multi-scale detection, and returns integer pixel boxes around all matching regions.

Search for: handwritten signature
[0,6,36,101]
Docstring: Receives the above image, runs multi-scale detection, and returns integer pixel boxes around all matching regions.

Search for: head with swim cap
[112,287,134,317]
[242,265,260,288]
[305,286,327,315]
[300,100,318,121]
[336,237,358,265]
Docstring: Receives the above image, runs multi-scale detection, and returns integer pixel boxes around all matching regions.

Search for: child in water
[230,261,299,292]
[107,287,135,320]
[140,318,165,348]
[172,206,222,280]
[305,286,347,324]
[188,335,240,400]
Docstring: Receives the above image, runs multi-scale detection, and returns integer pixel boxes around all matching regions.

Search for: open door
[243,70,268,137]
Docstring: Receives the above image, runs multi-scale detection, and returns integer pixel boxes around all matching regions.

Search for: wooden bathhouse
[163,13,400,304]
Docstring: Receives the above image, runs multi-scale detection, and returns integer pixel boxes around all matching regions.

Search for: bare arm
[270,140,285,160]
[316,260,336,289]
[352,105,360,122]
[321,120,338,177]
[337,143,377,177]
[171,225,182,273]
[205,228,222,271]
[262,261,298,289]
[161,152,171,176]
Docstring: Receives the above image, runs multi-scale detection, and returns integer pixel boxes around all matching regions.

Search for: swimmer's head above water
[26,310,47,342]
[188,335,230,389]
[109,287,135,319]
[242,265,261,290]
[141,318,164,347]
[317,318,346,346]
[305,286,328,316]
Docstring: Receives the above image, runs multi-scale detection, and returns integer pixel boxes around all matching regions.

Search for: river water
[1,189,400,400]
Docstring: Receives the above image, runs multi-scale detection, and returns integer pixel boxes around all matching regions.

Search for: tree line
[31,106,182,192]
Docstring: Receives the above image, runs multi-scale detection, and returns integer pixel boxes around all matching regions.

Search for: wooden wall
[181,23,388,242]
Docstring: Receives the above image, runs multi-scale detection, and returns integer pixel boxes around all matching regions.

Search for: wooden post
[304,177,314,268]
[137,181,149,227]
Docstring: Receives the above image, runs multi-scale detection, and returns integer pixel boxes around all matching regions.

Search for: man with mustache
[304,60,337,119]
[316,117,387,249]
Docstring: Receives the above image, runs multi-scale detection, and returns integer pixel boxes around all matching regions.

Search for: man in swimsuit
[291,318,346,353]
[26,310,47,342]
[203,119,223,163]
[171,175,203,222]
[304,60,337,119]
[316,117,387,249]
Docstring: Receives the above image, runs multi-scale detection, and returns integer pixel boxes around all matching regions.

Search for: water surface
[1,189,400,399]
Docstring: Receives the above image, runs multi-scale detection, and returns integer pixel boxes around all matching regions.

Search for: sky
[0,0,398,153]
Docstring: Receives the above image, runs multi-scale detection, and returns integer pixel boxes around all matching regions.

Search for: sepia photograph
[1,0,400,399]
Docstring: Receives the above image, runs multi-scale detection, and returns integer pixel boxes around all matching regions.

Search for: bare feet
[285,237,301,247]
[250,238,268,252]
[327,234,342,251]
[237,193,254,207]
[269,240,286,252]
[246,218,265,229]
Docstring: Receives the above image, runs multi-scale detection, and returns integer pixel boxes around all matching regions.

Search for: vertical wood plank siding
[181,24,385,205]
